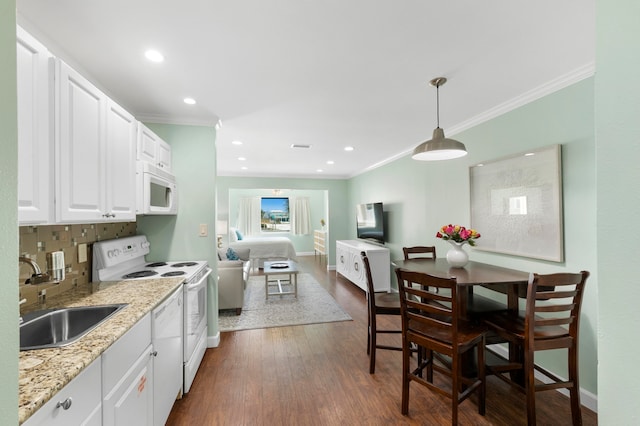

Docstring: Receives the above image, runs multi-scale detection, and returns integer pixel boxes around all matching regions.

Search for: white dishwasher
[152,287,184,426]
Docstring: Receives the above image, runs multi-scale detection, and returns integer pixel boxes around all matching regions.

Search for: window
[261,197,290,232]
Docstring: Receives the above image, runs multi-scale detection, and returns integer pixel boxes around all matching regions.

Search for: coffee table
[263,260,299,299]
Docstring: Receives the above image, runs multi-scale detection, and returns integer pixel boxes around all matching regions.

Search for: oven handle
[186,267,212,290]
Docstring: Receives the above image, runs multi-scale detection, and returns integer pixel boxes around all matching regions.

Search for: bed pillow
[229,227,238,242]
[226,247,239,260]
[235,229,244,240]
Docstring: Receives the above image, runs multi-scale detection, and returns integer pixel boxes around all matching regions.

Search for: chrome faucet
[19,256,50,284]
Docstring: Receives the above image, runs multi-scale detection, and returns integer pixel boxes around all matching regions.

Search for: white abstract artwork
[469,144,564,262]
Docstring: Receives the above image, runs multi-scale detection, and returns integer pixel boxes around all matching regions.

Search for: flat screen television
[356,202,385,244]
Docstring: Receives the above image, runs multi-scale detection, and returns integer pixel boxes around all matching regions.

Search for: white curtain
[290,196,311,235]
[237,197,261,236]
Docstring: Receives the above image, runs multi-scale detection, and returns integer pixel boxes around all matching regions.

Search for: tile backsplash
[19,222,137,308]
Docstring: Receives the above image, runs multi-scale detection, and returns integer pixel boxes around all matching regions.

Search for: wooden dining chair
[395,268,487,425]
[403,246,437,260]
[362,251,402,374]
[481,271,590,426]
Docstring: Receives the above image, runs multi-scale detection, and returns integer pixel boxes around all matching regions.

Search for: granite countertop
[18,277,184,424]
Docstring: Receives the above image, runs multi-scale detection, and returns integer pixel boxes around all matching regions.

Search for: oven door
[184,268,211,361]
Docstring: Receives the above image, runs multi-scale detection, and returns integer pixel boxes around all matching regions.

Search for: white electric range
[92,235,211,394]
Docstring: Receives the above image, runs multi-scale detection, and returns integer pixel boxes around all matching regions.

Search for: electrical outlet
[199,224,208,237]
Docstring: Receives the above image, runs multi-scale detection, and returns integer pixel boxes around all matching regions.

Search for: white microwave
[136,162,178,215]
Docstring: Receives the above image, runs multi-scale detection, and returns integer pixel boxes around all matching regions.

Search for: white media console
[336,240,390,292]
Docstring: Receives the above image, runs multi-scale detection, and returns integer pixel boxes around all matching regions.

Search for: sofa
[217,247,251,315]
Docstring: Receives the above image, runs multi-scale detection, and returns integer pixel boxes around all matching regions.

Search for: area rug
[218,273,352,332]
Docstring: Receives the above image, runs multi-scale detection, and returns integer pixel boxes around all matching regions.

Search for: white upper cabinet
[137,123,171,172]
[55,59,136,223]
[105,100,137,221]
[55,59,107,222]
[17,26,54,224]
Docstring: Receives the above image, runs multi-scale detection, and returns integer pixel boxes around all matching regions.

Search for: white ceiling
[16,0,594,179]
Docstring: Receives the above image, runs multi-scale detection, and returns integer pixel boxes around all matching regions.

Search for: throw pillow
[229,227,238,242]
[226,247,239,261]
[235,229,244,241]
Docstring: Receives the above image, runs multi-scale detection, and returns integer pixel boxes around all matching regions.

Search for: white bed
[229,236,298,269]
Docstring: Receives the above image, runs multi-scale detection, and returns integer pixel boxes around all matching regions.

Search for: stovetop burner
[147,262,168,267]
[123,270,158,279]
[162,271,186,277]
[172,262,198,267]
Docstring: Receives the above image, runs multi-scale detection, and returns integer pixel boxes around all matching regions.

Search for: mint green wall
[0,0,19,422]
[596,0,640,422]
[227,188,326,253]
[348,78,598,396]
[217,177,348,265]
[136,123,219,337]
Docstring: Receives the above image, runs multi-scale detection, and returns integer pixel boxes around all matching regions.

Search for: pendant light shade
[412,77,467,161]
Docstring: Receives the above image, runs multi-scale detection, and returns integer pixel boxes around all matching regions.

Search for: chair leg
[568,346,582,425]
[366,306,371,355]
[401,340,410,415]
[524,350,537,426]
[477,340,486,416]
[452,354,459,426]
[369,314,377,374]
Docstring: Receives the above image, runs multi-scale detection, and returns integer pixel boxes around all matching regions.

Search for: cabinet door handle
[56,397,72,410]
[354,262,359,272]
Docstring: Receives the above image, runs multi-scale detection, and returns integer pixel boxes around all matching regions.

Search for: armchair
[217,247,251,315]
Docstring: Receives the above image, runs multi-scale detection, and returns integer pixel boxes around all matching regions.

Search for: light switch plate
[199,224,208,237]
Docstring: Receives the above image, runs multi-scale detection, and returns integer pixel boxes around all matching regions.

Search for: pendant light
[412,77,467,161]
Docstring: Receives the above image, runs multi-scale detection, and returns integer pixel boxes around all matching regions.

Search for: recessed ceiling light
[316,169,324,173]
[144,49,164,63]
[326,160,335,165]
[524,152,535,157]
[344,146,354,152]
[238,157,246,161]
[183,97,196,105]
[232,140,243,145]
[241,166,248,170]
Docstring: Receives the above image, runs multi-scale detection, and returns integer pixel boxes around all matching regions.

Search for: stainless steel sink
[20,304,127,351]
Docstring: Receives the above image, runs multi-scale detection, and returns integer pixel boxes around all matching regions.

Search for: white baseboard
[207,331,220,348]
[488,344,597,413]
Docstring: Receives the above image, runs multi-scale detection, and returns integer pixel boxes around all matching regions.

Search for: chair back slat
[536,303,576,313]
[536,317,573,327]
[403,246,437,260]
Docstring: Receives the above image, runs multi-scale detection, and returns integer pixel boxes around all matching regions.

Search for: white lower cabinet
[102,313,153,426]
[336,240,390,292]
[23,358,102,426]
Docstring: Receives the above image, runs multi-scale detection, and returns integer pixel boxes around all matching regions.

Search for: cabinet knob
[151,350,158,357]
[354,263,359,272]
[56,397,72,410]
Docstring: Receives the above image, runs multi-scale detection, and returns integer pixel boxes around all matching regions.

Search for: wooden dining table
[391,258,531,317]
[391,258,531,378]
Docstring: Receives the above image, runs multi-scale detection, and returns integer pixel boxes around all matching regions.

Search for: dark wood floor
[167,255,597,425]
